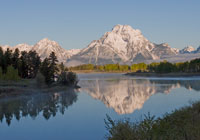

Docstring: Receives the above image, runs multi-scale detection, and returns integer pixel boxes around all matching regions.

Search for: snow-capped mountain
[0,38,80,62]
[67,24,178,65]
[0,25,199,66]
[32,38,70,61]
[180,46,195,54]
[1,44,33,53]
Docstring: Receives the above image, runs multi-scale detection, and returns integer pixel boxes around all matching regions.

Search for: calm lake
[1,73,200,140]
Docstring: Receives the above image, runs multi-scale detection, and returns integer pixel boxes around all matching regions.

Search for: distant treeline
[0,47,77,86]
[69,59,200,73]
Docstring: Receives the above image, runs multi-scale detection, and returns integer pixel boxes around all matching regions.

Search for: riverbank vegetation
[105,101,200,140]
[0,47,78,97]
[69,58,200,74]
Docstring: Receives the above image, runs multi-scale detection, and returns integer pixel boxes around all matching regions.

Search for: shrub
[0,67,3,79]
[58,71,68,85]
[35,72,46,87]
[3,66,20,81]
[105,102,200,140]
[58,71,78,86]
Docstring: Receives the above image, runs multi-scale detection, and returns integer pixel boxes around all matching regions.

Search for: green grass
[105,102,200,140]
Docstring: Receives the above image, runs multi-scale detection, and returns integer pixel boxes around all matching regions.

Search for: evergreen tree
[0,47,4,69]
[12,48,20,69]
[0,67,3,79]
[27,51,41,78]
[19,51,29,78]
[48,52,58,83]
[40,58,51,85]
[3,48,12,73]
[59,62,65,73]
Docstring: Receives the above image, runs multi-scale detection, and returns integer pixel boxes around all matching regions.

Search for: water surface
[1,73,200,140]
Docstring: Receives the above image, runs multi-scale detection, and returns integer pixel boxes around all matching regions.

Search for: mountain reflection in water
[0,90,78,126]
[79,78,200,114]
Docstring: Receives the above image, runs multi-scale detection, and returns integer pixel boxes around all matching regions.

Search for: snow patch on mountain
[67,49,81,57]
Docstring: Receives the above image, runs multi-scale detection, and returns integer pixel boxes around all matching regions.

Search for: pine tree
[0,67,3,79]
[48,52,58,83]
[40,58,51,85]
[0,47,4,69]
[12,48,20,69]
[59,62,66,73]
[19,51,29,78]
[27,51,41,78]
[4,48,12,73]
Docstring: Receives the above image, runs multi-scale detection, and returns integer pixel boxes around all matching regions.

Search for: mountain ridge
[0,38,80,62]
[67,25,180,65]
[1,25,200,66]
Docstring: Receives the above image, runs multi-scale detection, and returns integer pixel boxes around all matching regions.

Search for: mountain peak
[67,25,178,66]
[112,24,141,35]
[112,24,131,31]
[180,45,195,54]
[40,38,51,42]
[31,38,72,62]
[38,38,57,44]
[35,38,61,50]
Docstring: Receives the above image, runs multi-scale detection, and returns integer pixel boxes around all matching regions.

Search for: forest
[0,47,78,86]
[69,59,200,73]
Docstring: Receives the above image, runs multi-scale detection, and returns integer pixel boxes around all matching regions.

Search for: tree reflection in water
[0,89,78,126]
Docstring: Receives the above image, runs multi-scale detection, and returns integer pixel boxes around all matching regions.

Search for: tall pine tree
[40,58,51,85]
[27,51,41,78]
[4,48,12,73]
[48,52,58,83]
[19,51,29,78]
[12,48,20,69]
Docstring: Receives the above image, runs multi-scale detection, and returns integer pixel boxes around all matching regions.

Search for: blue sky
[0,0,200,50]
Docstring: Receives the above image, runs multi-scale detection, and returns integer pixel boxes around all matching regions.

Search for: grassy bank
[0,78,78,98]
[105,101,200,140]
[0,79,34,98]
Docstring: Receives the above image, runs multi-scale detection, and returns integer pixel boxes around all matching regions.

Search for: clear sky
[0,0,200,50]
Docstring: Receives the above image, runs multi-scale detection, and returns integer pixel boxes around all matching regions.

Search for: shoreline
[72,70,127,74]
[125,72,200,77]
[73,70,200,77]
[0,79,79,98]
